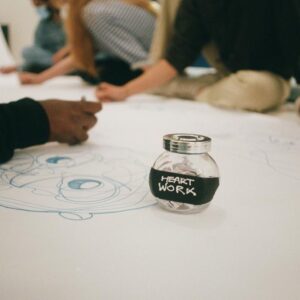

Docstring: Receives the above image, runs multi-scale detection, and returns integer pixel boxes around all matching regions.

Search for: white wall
[0,0,38,63]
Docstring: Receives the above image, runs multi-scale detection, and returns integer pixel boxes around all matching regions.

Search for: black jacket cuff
[0,98,50,164]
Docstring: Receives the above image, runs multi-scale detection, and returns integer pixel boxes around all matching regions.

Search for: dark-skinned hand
[40,99,102,145]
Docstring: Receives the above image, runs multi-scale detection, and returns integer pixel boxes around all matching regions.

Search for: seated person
[0,0,67,74]
[18,0,157,86]
[96,0,300,113]
[0,97,102,163]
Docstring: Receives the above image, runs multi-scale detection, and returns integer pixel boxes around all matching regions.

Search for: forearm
[53,45,71,63]
[58,45,71,56]
[165,0,208,73]
[39,56,75,82]
[124,59,177,96]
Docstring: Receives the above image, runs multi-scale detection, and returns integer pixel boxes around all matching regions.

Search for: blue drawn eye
[58,176,118,204]
[68,179,102,190]
[46,157,72,164]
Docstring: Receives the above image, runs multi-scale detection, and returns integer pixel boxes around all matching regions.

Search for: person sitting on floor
[95,0,300,113]
[0,0,67,74]
[18,0,157,86]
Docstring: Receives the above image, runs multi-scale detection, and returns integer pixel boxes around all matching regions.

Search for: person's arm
[0,98,102,163]
[18,56,75,85]
[96,59,177,101]
[0,65,18,74]
[52,46,71,64]
[96,0,209,101]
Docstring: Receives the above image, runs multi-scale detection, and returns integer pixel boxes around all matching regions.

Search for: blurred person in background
[19,0,157,86]
[0,0,67,74]
[96,0,300,113]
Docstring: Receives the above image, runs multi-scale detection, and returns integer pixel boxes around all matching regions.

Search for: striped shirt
[83,0,156,66]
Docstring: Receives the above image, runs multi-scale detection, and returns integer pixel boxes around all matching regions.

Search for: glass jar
[149,134,220,214]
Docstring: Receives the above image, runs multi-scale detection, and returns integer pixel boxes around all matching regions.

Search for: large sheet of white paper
[0,76,299,300]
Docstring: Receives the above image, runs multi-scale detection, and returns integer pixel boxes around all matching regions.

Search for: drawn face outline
[0,146,156,220]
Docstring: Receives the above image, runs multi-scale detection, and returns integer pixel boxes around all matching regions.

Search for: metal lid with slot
[163,133,211,154]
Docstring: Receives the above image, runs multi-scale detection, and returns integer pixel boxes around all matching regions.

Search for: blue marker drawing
[46,156,72,164]
[0,145,156,220]
[68,179,102,190]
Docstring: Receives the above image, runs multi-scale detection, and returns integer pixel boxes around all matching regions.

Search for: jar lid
[163,134,211,154]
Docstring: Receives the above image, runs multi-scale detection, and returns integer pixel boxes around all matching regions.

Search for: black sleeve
[165,0,209,73]
[0,98,50,163]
